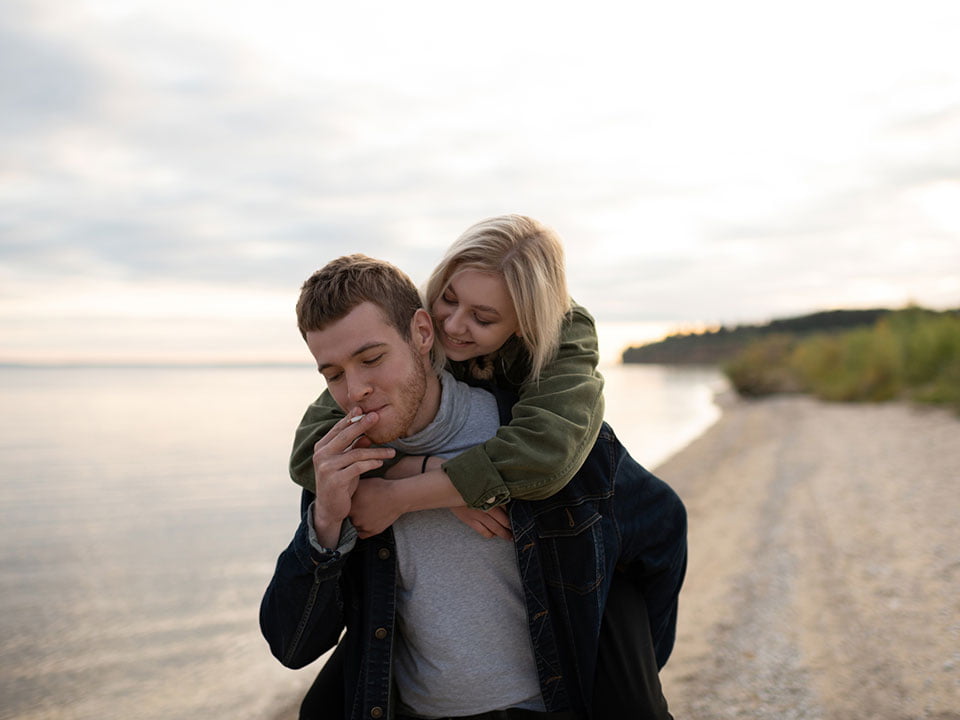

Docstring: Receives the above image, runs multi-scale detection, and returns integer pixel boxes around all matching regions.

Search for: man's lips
[358,404,387,416]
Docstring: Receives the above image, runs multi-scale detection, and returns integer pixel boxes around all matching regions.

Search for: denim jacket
[260,423,687,720]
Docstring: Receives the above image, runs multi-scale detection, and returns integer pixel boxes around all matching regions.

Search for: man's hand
[350,477,403,539]
[311,409,395,547]
[450,506,513,541]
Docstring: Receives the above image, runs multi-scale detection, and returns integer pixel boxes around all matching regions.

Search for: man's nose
[346,374,373,404]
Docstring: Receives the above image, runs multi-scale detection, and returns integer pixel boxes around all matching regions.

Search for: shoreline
[657,395,960,718]
[269,395,960,718]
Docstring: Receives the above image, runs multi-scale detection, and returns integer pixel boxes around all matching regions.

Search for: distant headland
[621,308,894,365]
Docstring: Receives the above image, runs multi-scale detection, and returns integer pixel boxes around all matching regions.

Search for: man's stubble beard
[364,345,428,445]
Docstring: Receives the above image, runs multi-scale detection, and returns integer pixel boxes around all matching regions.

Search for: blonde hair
[297,254,445,374]
[424,214,571,383]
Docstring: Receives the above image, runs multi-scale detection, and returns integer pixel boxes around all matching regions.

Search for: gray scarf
[388,370,474,457]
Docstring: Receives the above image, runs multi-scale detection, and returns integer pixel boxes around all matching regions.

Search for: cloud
[2,0,959,361]
[0,9,105,137]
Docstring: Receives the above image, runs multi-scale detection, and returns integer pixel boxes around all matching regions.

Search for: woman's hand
[450,506,513,540]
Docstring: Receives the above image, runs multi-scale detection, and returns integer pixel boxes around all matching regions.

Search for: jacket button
[374,627,388,640]
[370,708,383,718]
[377,547,391,560]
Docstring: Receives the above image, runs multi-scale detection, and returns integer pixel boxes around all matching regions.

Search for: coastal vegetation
[623,307,960,411]
[725,308,960,410]
[621,309,890,365]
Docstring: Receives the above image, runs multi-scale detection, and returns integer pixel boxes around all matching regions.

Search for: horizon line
[0,359,315,370]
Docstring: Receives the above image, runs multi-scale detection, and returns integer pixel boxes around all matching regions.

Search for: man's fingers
[327,446,395,465]
[315,452,392,481]
[312,410,354,452]
[348,458,390,478]
[350,435,373,449]
[313,409,381,454]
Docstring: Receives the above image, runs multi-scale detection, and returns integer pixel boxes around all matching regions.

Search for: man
[260,255,684,719]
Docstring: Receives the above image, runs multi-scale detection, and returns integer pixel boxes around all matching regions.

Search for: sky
[2,0,959,364]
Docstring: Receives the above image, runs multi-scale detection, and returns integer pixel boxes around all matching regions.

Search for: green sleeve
[441,304,605,509]
[289,389,345,493]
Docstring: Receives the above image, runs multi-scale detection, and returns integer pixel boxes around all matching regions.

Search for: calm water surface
[0,363,724,720]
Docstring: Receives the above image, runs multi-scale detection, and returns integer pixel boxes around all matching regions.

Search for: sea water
[0,362,724,720]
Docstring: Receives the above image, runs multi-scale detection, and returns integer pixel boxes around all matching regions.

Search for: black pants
[299,577,671,720]
[396,712,577,720]
[300,644,344,719]
[591,576,672,720]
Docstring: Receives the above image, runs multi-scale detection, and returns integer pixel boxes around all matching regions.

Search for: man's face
[305,302,432,444]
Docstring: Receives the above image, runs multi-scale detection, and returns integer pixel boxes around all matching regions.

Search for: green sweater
[287,303,605,509]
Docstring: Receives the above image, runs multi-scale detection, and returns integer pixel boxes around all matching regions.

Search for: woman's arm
[287,398,512,539]
[443,303,606,509]
[351,457,513,540]
[289,304,604,510]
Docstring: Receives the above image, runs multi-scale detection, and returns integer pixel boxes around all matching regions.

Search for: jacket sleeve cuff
[302,502,357,566]
[441,447,510,510]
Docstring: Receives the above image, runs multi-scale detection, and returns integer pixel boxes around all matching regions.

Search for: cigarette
[349,414,365,424]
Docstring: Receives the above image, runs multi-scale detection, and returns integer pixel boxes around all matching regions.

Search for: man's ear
[410,309,434,355]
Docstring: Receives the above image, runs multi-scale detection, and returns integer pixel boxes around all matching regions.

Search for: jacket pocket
[534,501,605,595]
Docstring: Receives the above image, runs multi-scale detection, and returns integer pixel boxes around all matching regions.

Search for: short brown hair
[296,254,445,372]
[297,254,422,337]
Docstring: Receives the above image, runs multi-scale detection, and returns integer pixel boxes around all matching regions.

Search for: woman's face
[431,269,520,361]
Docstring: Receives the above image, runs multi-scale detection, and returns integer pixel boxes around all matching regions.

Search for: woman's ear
[410,308,435,355]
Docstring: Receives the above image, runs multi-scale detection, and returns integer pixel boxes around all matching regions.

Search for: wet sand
[271,396,960,719]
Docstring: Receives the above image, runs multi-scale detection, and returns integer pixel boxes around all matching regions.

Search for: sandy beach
[271,396,960,719]
[658,395,960,719]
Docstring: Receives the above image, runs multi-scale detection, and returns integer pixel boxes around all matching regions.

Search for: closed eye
[362,353,385,366]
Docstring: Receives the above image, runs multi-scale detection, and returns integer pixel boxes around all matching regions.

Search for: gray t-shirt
[387,371,544,717]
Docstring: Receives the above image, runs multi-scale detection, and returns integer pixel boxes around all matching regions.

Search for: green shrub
[915,357,960,408]
[723,334,799,397]
[895,311,960,387]
[723,308,960,412]
[790,333,845,399]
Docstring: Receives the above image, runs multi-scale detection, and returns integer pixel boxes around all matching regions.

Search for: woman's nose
[444,309,466,336]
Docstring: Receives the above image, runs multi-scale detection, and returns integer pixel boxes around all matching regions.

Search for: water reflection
[603,364,727,469]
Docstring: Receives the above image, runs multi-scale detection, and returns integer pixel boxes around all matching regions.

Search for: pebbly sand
[657,395,960,720]
[271,396,960,719]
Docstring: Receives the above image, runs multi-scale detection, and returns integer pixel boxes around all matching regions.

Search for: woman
[292,215,676,719]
